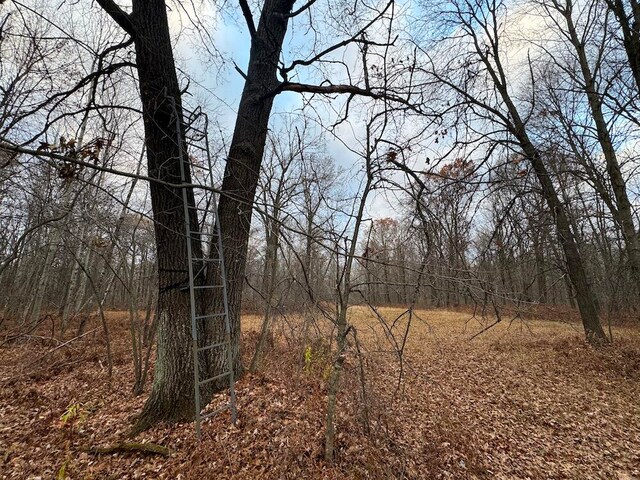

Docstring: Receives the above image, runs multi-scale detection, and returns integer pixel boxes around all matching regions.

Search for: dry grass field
[1,307,639,479]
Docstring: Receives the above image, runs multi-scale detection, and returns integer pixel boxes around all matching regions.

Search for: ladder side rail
[203,111,237,423]
[186,112,213,236]
[201,114,217,260]
[212,188,238,423]
[170,96,203,439]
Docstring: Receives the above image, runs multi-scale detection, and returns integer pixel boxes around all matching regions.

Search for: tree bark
[132,1,206,429]
[95,0,206,430]
[96,0,297,430]
[476,35,608,342]
[216,0,296,377]
[559,1,640,300]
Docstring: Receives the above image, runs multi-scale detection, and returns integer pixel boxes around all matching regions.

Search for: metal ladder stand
[172,99,237,438]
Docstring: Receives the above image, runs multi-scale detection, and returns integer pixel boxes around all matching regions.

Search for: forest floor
[0,307,639,479]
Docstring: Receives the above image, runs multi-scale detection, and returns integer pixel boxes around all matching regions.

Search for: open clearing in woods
[1,307,639,479]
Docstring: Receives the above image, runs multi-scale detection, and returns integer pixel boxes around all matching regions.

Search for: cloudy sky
[168,0,410,221]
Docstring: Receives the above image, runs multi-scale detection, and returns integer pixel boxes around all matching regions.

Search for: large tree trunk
[216,0,296,377]
[125,0,204,431]
[97,0,296,431]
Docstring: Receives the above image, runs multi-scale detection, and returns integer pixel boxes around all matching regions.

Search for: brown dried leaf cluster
[0,308,639,479]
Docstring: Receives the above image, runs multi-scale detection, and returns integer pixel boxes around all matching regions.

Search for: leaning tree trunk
[561,4,640,300]
[518,135,606,342]
[474,36,608,342]
[214,0,296,379]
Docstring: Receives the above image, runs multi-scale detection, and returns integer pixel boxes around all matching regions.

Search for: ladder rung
[194,313,225,320]
[189,231,218,237]
[186,125,206,136]
[185,123,204,133]
[191,257,221,262]
[197,341,228,352]
[184,109,201,119]
[199,371,231,386]
[186,132,207,140]
[188,206,210,212]
[200,403,230,420]
[193,285,224,290]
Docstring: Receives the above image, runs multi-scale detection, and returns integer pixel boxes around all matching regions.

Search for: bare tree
[411,0,607,342]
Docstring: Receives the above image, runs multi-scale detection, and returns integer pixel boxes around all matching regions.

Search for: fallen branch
[0,328,101,384]
[87,442,170,457]
[468,318,501,340]
[33,327,100,363]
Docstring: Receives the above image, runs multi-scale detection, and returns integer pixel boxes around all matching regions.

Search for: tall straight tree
[415,0,607,342]
[95,0,212,429]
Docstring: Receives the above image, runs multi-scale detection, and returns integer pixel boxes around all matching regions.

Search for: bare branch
[288,0,317,17]
[238,0,257,40]
[277,82,419,111]
[95,0,136,37]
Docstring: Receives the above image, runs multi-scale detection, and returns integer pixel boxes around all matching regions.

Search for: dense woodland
[1,0,640,477]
